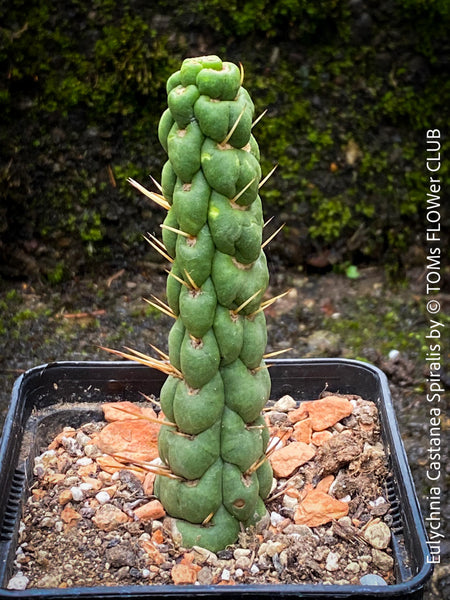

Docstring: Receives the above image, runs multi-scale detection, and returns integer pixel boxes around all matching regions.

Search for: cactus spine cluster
[153,56,273,552]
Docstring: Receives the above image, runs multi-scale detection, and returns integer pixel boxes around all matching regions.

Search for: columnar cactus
[151,56,273,552]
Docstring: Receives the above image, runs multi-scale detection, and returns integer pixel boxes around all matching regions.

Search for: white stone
[270,511,285,527]
[70,487,84,502]
[7,573,29,590]
[325,551,340,572]
[388,349,400,361]
[250,564,260,575]
[273,395,297,412]
[95,491,111,504]
[282,494,298,509]
[221,568,231,581]
[79,482,93,492]
[76,457,93,466]
[360,573,388,586]
[235,568,244,578]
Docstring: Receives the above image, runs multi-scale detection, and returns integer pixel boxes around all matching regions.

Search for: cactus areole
[153,56,273,552]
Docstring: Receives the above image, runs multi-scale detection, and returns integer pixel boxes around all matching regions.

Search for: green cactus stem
[150,55,274,552]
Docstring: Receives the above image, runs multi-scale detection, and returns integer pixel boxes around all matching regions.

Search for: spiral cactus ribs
[108,56,280,552]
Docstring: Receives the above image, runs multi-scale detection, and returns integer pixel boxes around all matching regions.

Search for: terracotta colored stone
[294,489,349,527]
[311,430,333,446]
[315,474,335,494]
[77,463,97,477]
[171,562,201,585]
[81,476,103,491]
[287,405,309,424]
[103,401,157,422]
[45,473,66,485]
[151,529,164,544]
[58,489,73,506]
[300,396,354,431]
[92,503,130,531]
[96,455,126,474]
[134,499,166,521]
[31,489,47,500]
[143,471,156,496]
[292,418,312,443]
[61,504,82,526]
[97,419,159,462]
[269,442,316,478]
[141,540,164,565]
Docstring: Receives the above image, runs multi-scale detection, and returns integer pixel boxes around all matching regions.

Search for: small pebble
[7,573,29,590]
[76,432,92,447]
[235,556,251,570]
[270,511,285,527]
[70,487,84,502]
[364,521,391,549]
[235,568,244,578]
[233,548,251,559]
[282,494,298,509]
[250,564,260,575]
[273,395,297,411]
[371,549,394,571]
[95,491,111,504]
[388,349,400,361]
[325,551,340,572]
[76,457,93,467]
[221,568,231,581]
[79,482,93,492]
[360,573,388,586]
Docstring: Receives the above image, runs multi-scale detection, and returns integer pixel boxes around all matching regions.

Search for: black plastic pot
[0,359,433,599]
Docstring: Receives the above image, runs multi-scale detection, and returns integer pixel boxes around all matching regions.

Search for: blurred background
[0,1,449,596]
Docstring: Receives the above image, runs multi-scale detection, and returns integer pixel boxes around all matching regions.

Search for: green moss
[1,0,449,275]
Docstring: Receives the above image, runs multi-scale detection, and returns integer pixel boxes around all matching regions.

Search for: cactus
[151,55,274,552]
[105,56,277,552]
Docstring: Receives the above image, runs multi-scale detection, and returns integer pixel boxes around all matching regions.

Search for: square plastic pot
[0,358,433,599]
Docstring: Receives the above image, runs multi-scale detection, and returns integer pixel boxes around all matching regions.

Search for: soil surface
[0,266,449,597]
[9,392,396,590]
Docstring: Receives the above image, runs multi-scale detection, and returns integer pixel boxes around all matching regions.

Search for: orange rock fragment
[302,396,354,431]
[45,473,66,485]
[134,499,166,521]
[81,476,103,491]
[311,430,333,446]
[269,441,315,478]
[294,488,349,527]
[171,562,201,585]
[103,401,157,422]
[292,418,312,443]
[315,474,335,494]
[31,489,47,500]
[78,463,97,477]
[287,405,309,424]
[141,540,164,565]
[151,529,164,544]
[58,489,73,506]
[143,471,156,496]
[97,419,159,462]
[61,504,82,526]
